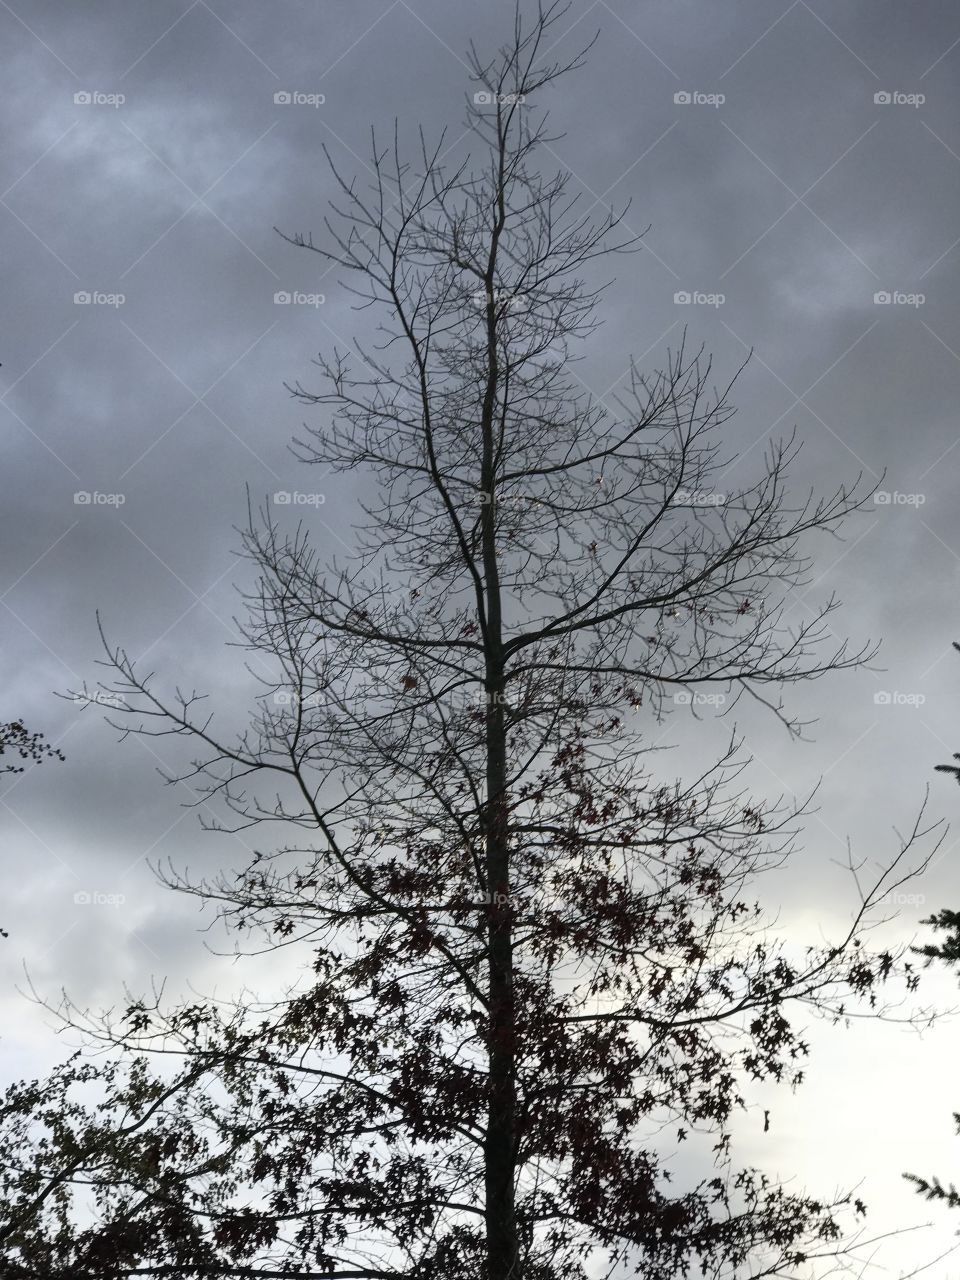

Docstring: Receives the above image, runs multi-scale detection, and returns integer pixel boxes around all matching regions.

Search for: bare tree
[0,6,942,1279]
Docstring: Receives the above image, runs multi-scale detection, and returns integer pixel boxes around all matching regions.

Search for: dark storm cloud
[3,3,960,1270]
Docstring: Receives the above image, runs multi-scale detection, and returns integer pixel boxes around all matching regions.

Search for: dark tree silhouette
[902,922,960,1211]
[935,644,960,786]
[0,720,64,938]
[0,720,64,776]
[0,6,941,1279]
[903,641,960,1212]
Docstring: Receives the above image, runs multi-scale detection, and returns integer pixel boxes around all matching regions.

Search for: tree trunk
[481,198,519,1271]
[483,671,518,1280]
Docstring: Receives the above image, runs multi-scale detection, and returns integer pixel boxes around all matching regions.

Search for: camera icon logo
[74,91,92,105]
[473,91,493,105]
[74,291,91,304]
[73,890,92,904]
[274,291,291,304]
[673,91,691,105]
[874,91,891,105]
[274,91,292,104]
[673,290,691,304]
[273,491,292,504]
[873,291,891,304]
[73,491,91,504]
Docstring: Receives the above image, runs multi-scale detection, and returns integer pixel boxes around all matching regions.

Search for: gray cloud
[3,1,960,1272]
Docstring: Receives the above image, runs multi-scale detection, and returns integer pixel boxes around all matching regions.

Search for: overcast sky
[3,1,960,1275]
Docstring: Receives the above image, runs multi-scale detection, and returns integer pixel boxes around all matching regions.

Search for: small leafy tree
[0,721,64,776]
[0,720,64,939]
[0,6,940,1278]
[903,642,960,1212]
